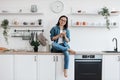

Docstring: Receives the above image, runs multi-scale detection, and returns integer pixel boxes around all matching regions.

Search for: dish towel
[38,33,47,46]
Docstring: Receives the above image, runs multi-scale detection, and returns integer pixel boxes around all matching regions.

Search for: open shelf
[0,12,44,15]
[70,13,120,16]
[70,25,118,28]
[9,25,43,27]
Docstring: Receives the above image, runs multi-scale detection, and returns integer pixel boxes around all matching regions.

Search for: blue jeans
[51,42,69,69]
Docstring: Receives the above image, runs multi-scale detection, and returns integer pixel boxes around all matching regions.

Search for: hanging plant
[98,7,110,29]
[1,19,9,44]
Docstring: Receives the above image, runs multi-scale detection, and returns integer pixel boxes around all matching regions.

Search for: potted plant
[1,19,9,44]
[98,7,110,29]
[29,32,40,52]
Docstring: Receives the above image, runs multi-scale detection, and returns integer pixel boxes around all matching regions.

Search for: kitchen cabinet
[0,54,74,80]
[0,55,14,80]
[102,55,120,80]
[14,55,37,80]
[38,55,55,80]
[56,55,74,80]
[38,55,74,80]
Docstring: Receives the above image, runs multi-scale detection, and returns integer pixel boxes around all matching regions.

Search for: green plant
[29,33,40,52]
[1,19,9,44]
[30,40,40,47]
[98,7,110,29]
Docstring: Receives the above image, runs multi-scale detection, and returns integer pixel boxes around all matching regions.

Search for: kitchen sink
[102,51,120,53]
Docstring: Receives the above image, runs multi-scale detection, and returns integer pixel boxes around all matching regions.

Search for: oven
[75,55,102,80]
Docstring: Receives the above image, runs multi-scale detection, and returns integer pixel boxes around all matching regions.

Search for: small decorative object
[78,10,81,13]
[31,5,37,13]
[38,19,42,25]
[19,9,22,13]
[1,19,9,44]
[23,22,28,25]
[30,22,35,25]
[29,32,40,52]
[82,21,87,26]
[98,7,110,29]
[76,21,80,26]
[13,20,19,25]
[113,22,117,26]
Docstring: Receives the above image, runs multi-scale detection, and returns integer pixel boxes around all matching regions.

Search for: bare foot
[64,69,68,78]
[68,49,76,55]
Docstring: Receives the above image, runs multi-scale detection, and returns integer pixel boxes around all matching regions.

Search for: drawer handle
[34,56,37,61]
[118,56,120,61]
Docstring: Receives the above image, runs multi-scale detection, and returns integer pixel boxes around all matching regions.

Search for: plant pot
[34,46,38,52]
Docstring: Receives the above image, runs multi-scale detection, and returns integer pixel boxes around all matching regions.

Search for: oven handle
[75,59,102,62]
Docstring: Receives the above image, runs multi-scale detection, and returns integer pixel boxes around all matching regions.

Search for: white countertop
[0,50,120,55]
[76,51,120,55]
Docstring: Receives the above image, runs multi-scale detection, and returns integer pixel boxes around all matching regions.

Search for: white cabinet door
[38,55,55,80]
[0,55,13,80]
[15,55,37,80]
[67,55,74,80]
[56,55,64,80]
[56,55,74,80]
[102,55,120,80]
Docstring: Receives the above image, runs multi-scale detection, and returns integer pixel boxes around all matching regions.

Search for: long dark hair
[56,15,68,29]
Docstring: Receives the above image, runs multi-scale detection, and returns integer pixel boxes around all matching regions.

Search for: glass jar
[31,5,37,13]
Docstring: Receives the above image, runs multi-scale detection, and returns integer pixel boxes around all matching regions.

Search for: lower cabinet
[0,55,14,80]
[102,55,120,80]
[38,55,56,80]
[15,55,37,80]
[38,55,74,80]
[56,55,74,80]
[0,54,74,80]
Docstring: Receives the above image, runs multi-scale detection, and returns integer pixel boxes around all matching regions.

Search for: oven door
[75,59,102,80]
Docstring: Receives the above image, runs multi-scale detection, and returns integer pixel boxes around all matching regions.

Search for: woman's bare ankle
[64,69,68,78]
[68,49,76,54]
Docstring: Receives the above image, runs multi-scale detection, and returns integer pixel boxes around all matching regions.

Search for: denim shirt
[50,25,70,47]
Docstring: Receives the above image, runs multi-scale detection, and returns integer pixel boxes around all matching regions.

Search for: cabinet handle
[118,56,120,61]
[56,56,58,62]
[34,56,37,61]
[53,56,55,62]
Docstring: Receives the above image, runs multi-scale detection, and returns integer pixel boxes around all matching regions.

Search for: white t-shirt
[58,30,63,44]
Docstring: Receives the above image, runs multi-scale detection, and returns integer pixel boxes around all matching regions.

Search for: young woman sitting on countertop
[50,15,76,78]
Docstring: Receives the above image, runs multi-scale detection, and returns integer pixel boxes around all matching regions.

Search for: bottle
[38,19,42,25]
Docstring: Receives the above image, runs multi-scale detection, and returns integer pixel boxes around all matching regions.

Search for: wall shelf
[0,12,44,28]
[70,13,119,16]
[70,25,118,28]
[70,11,119,28]
[9,25,43,27]
[0,12,44,15]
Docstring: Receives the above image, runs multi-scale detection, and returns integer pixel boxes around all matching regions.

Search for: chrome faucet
[112,37,118,52]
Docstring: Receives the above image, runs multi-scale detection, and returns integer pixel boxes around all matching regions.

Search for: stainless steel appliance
[75,54,102,80]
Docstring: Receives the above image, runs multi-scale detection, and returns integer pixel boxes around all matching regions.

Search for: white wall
[0,0,120,51]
